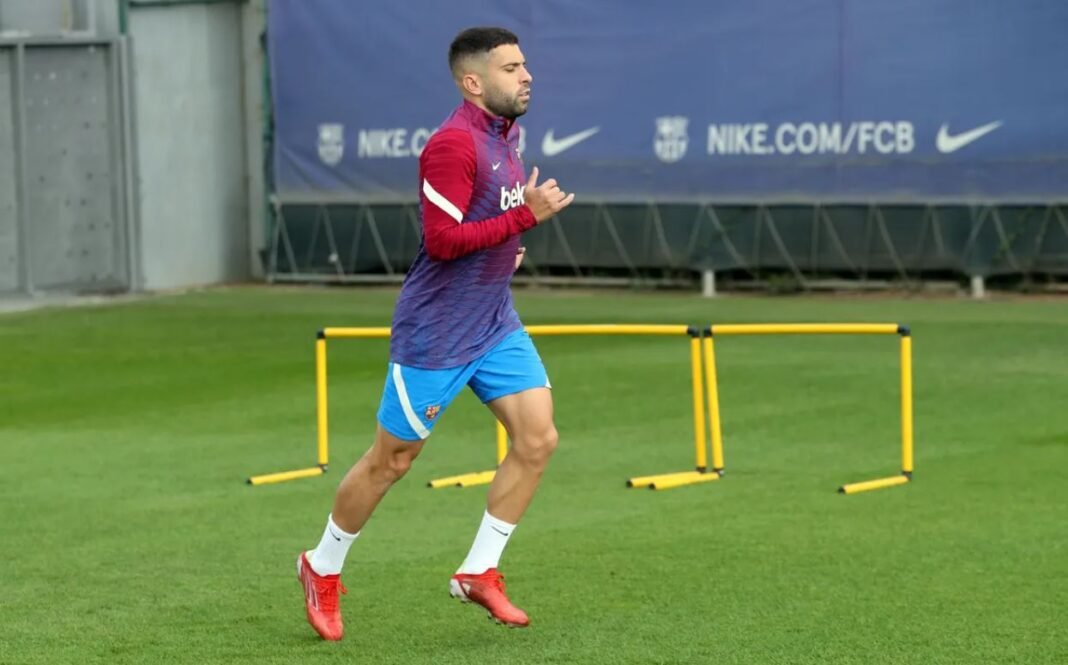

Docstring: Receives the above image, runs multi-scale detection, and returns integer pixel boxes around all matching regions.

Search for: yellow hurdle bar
[901,334,914,474]
[324,325,692,338]
[428,472,487,489]
[429,469,497,488]
[650,471,721,491]
[627,470,699,488]
[457,470,496,487]
[248,466,326,486]
[711,323,900,336]
[315,336,329,467]
[525,324,691,336]
[496,420,508,464]
[689,336,708,471]
[839,475,910,495]
[321,327,392,339]
[702,335,725,473]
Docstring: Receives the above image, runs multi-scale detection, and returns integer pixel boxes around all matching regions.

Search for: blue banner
[269,0,1068,203]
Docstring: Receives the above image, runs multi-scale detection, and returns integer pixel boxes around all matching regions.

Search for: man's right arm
[419,129,538,262]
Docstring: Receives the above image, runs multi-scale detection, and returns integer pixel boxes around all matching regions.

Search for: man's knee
[513,424,558,467]
[369,432,423,482]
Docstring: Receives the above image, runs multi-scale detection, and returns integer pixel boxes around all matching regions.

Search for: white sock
[308,514,359,576]
[457,510,517,575]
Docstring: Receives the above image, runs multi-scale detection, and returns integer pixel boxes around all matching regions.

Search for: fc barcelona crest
[424,405,441,420]
[318,123,344,166]
[654,116,688,163]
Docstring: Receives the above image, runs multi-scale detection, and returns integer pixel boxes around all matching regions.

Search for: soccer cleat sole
[449,579,529,628]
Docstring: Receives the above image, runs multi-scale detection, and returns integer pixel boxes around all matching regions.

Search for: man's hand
[514,246,526,271]
[524,166,575,222]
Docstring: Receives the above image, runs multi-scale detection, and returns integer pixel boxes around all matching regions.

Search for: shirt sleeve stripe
[422,178,463,223]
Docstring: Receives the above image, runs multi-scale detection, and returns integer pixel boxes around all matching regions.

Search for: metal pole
[117,34,142,290]
[701,269,716,298]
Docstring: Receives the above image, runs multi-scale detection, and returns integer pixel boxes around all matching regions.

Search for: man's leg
[330,424,426,535]
[484,387,557,524]
[299,425,425,641]
[298,357,474,640]
[450,386,557,627]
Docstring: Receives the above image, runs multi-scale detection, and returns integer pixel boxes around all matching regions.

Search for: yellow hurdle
[250,321,915,496]
[622,327,717,490]
[702,335,725,473]
[704,322,914,494]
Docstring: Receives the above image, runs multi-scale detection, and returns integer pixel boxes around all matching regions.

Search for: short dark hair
[448,27,519,77]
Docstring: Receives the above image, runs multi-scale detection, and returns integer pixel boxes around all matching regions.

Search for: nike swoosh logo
[328,529,341,541]
[936,121,1002,154]
[542,127,600,156]
[492,161,502,170]
[490,526,512,537]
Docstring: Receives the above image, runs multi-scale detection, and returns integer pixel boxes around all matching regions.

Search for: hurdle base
[428,469,496,489]
[838,473,910,495]
[247,465,327,486]
[627,470,721,491]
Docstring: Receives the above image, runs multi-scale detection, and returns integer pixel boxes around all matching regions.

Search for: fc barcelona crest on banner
[654,116,688,163]
[318,123,345,166]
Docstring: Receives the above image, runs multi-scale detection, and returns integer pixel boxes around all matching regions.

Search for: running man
[297,26,574,639]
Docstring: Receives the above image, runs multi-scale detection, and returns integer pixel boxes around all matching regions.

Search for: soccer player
[296,27,575,639]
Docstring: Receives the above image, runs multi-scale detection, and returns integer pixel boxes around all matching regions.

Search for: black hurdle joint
[897,324,911,336]
[316,329,326,340]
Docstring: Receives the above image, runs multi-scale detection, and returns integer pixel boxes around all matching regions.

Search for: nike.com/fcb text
[707,121,915,156]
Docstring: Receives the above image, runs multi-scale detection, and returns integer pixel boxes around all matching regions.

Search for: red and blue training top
[389,100,537,369]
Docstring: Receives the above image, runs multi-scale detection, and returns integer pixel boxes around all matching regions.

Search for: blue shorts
[377,328,550,441]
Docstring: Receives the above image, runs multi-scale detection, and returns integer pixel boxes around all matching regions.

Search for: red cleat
[297,552,347,640]
[450,568,530,627]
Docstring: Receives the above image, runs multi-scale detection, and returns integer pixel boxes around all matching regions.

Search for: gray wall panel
[23,44,119,289]
[0,47,17,291]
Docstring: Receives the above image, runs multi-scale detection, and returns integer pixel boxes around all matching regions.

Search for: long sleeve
[419,128,538,261]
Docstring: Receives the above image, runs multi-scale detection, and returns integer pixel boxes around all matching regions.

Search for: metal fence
[265,201,1068,293]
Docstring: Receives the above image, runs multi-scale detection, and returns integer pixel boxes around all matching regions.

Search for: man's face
[479,44,532,119]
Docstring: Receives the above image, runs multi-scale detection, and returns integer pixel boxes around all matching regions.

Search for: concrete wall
[0,1,267,294]
[129,1,249,290]
[0,47,17,291]
[241,0,266,279]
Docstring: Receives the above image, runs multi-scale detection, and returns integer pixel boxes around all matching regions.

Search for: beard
[484,86,529,120]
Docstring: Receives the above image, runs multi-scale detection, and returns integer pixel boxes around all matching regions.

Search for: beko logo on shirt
[500,182,526,212]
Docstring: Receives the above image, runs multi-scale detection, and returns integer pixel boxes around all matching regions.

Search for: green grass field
[2,287,1066,664]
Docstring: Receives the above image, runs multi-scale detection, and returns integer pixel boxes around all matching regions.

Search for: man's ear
[462,72,482,96]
